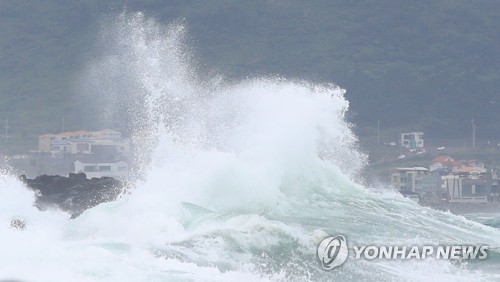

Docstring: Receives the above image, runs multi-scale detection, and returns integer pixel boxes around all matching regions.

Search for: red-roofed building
[430,155,484,172]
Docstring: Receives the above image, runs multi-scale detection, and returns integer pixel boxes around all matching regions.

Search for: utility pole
[4,118,9,144]
[472,117,476,150]
[62,116,66,132]
[377,120,380,144]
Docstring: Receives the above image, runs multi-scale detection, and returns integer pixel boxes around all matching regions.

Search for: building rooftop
[51,140,70,145]
[452,166,487,174]
[395,167,429,172]
[432,155,454,164]
[74,159,127,164]
[39,129,122,138]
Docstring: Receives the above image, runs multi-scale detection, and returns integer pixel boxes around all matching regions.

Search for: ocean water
[464,213,500,229]
[1,13,499,281]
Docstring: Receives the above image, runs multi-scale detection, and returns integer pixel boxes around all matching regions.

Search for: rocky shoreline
[15,173,500,221]
[20,173,125,218]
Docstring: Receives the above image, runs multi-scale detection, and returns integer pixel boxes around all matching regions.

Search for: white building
[444,172,491,203]
[391,167,441,203]
[38,129,129,159]
[391,167,429,192]
[400,132,424,150]
[73,160,128,179]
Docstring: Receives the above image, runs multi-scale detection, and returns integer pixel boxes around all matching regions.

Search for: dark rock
[20,174,126,218]
[10,218,26,230]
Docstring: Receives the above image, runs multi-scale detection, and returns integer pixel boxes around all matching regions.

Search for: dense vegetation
[0,0,499,152]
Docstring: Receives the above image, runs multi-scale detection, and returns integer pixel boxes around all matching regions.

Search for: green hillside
[0,1,499,153]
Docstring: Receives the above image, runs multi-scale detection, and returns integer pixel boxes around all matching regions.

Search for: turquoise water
[465,213,500,229]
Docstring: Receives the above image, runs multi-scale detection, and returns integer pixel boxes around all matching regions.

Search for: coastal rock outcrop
[10,218,27,230]
[20,173,125,218]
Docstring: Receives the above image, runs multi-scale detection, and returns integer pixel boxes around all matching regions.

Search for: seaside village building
[391,167,441,203]
[443,169,492,203]
[400,132,424,151]
[430,156,485,173]
[73,160,128,179]
[38,129,129,157]
[31,129,130,179]
[391,155,499,204]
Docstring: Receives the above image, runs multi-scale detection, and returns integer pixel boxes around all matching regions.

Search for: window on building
[462,185,473,196]
[84,165,97,172]
[475,185,485,195]
[76,143,90,152]
[99,166,111,172]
